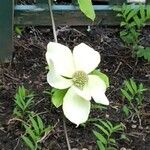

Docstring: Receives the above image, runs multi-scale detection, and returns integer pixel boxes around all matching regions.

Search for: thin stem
[48,1,71,149]
[63,116,72,150]
[48,0,58,43]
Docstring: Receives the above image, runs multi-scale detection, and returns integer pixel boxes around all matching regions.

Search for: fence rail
[0,0,150,62]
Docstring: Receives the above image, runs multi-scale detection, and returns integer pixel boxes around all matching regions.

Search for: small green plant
[22,114,52,150]
[114,3,150,61]
[121,79,147,117]
[15,26,24,36]
[93,120,124,150]
[13,86,34,118]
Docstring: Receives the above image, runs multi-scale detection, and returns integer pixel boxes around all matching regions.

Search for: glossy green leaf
[99,120,112,134]
[97,140,106,150]
[22,136,35,150]
[78,0,95,21]
[93,130,107,144]
[51,89,68,108]
[126,9,137,22]
[130,79,138,93]
[124,80,135,96]
[29,116,40,135]
[94,123,109,136]
[121,89,132,102]
[24,125,37,141]
[37,116,44,132]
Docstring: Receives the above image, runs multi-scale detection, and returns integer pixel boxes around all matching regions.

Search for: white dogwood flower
[46,42,109,126]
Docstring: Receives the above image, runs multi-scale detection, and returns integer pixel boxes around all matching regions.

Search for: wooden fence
[0,0,149,62]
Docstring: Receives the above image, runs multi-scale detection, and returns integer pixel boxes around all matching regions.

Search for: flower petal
[46,42,75,77]
[63,88,91,126]
[88,75,109,105]
[71,85,91,100]
[73,43,100,73]
[47,61,72,89]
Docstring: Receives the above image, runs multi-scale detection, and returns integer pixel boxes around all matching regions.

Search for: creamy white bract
[46,42,109,126]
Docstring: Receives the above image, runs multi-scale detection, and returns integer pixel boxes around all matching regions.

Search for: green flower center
[72,71,88,90]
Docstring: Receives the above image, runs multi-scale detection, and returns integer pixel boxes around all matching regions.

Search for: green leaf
[124,80,135,96]
[99,120,112,134]
[126,9,137,22]
[14,96,24,110]
[130,79,138,93]
[13,109,23,118]
[51,89,68,108]
[139,4,146,23]
[122,105,130,116]
[109,138,116,144]
[93,130,107,144]
[137,47,150,61]
[97,140,106,150]
[91,70,109,88]
[24,97,33,110]
[133,15,141,29]
[112,124,124,132]
[120,21,126,27]
[106,120,113,129]
[37,116,44,132]
[29,116,40,135]
[22,136,35,150]
[124,5,132,17]
[121,89,132,102]
[24,125,37,141]
[94,123,109,136]
[146,5,150,19]
[78,0,95,21]
[120,31,128,36]
[15,26,23,35]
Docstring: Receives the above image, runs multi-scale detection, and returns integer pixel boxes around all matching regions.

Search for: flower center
[72,71,88,90]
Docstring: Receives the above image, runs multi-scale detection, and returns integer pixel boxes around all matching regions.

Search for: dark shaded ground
[0,26,150,150]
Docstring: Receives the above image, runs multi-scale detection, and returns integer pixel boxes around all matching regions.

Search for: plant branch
[48,1,71,149]
[63,116,71,150]
[48,0,58,43]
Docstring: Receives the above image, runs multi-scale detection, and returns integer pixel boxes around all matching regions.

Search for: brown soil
[0,26,150,150]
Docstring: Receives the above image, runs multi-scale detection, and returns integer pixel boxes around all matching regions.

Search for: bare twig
[63,116,71,150]
[47,1,71,149]
[48,0,57,43]
[114,62,122,74]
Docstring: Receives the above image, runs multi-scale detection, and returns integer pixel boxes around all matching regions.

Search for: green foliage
[15,26,24,36]
[114,4,150,61]
[22,114,52,150]
[121,79,147,117]
[137,46,150,61]
[13,86,34,118]
[77,0,95,21]
[91,70,110,88]
[44,88,68,108]
[93,120,124,150]
[51,88,68,108]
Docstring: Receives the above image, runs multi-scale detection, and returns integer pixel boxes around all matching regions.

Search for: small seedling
[22,114,52,150]
[93,120,124,150]
[15,26,24,36]
[13,86,34,118]
[121,79,147,118]
[114,3,150,61]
